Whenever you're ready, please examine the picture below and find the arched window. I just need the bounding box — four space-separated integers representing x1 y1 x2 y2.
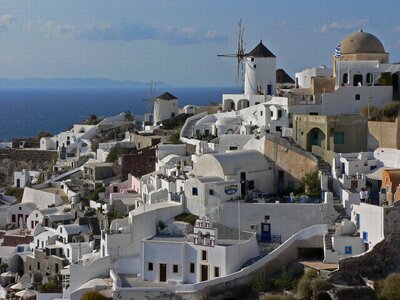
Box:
353 74 363 86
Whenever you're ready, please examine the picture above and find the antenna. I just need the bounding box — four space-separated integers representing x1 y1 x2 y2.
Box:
218 19 245 86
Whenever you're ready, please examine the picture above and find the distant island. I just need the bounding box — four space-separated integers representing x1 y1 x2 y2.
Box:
0 77 172 89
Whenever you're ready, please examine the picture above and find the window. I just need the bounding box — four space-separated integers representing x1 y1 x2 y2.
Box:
67 248 70 258
229 146 238 150
12 215 16 222
37 262 40 270
148 262 153 271
173 265 178 273
363 231 368 243
251 57 254 62
334 132 345 144
60 228 62 233
190 263 195 273
277 110 282 118
19 207 22 211
275 126 282 132
253 64 256 68
366 73 373 84
248 180 255 190
192 188 198 196
355 94 361 100
209 189 214 195
309 112 319 115
345 246 352 254
202 250 207 261
264 215 270 222
260 111 263 116
255 102 260 105
214 267 220 277
270 111 273 117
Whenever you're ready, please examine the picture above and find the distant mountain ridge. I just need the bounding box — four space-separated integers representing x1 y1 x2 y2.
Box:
0 77 171 88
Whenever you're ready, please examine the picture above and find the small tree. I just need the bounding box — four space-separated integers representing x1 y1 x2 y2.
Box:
124 111 134 121
301 171 320 196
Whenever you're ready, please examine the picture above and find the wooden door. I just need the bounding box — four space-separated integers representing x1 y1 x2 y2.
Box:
159 263 167 282
201 265 208 281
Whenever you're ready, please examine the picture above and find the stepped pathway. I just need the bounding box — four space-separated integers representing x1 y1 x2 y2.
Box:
318 158 332 176
180 112 207 138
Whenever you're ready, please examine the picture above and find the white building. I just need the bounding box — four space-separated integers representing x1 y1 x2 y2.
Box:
13 169 41 188
185 149 274 216
26 208 59 231
141 217 259 284
21 187 65 209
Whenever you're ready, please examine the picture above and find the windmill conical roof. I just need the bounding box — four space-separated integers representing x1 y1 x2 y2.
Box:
157 92 178 101
245 41 275 58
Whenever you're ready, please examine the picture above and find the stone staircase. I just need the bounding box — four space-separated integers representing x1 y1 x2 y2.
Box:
318 159 332 176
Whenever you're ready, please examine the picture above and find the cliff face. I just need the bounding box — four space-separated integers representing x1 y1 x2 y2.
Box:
329 207 400 285
0 149 57 186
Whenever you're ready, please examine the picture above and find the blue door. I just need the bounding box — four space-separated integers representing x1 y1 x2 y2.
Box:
261 223 271 242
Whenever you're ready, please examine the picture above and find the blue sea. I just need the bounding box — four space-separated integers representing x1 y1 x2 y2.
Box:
0 87 240 141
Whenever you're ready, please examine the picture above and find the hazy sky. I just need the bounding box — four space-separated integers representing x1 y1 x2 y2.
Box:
0 0 399 86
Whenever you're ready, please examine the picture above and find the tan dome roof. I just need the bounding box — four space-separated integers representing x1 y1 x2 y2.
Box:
340 31 385 54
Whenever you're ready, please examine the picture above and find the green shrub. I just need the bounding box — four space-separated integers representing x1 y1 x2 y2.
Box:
80 291 107 300
252 273 265 294
40 278 62 293
174 213 199 226
297 269 317 300
88 186 106 201
261 295 295 300
5 187 24 202
267 264 304 292
157 220 166 230
380 273 400 300
106 144 130 162
312 277 332 293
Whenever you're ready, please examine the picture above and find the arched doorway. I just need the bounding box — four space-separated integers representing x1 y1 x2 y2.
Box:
9 253 25 275
237 99 250 110
223 99 235 111
307 128 326 152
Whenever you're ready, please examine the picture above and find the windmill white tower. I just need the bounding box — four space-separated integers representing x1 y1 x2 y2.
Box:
244 41 276 96
153 92 179 126
218 20 277 96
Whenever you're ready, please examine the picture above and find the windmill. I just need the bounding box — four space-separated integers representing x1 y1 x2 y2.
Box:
142 80 157 125
218 19 246 86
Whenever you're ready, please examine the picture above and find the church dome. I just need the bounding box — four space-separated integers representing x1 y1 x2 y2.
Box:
340 31 385 54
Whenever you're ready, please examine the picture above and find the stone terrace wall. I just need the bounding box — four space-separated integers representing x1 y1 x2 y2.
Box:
263 134 319 189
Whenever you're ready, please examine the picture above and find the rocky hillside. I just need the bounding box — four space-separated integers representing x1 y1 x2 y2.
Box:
0 149 58 186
